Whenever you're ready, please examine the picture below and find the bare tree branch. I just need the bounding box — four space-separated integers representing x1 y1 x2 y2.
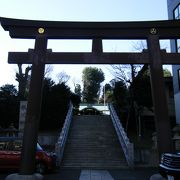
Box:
56 71 70 84
44 65 53 78
131 40 147 52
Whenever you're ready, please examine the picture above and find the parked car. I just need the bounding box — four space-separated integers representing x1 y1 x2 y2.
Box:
0 137 56 174
159 152 180 180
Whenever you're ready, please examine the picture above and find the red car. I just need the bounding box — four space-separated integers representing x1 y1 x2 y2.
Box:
0 137 56 174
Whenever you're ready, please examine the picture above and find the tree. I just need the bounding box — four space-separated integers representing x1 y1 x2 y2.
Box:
16 64 31 100
132 66 172 109
110 40 147 85
82 67 105 103
109 41 148 133
99 83 113 104
70 92 81 108
74 84 82 98
40 79 71 130
0 84 19 128
163 68 172 77
132 65 152 109
0 84 18 97
44 65 53 78
110 64 143 87
56 71 70 84
101 80 128 127
111 80 128 108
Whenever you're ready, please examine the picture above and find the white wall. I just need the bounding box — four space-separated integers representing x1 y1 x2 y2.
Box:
175 92 180 124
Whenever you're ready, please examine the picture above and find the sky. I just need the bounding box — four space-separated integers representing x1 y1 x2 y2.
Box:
0 0 169 91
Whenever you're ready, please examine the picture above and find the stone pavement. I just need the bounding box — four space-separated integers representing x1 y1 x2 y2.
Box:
79 170 114 180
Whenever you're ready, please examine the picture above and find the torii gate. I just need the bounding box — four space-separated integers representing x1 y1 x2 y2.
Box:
1 17 180 175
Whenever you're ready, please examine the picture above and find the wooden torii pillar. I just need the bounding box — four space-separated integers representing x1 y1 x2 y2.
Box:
19 36 47 174
1 17 180 175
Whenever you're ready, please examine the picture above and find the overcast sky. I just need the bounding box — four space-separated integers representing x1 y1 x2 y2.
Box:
0 0 169 90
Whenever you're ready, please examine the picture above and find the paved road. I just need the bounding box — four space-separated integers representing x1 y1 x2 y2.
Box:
0 168 158 180
44 168 158 180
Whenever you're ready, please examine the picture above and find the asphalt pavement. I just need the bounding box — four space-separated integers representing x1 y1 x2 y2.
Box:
0 168 159 180
44 168 158 180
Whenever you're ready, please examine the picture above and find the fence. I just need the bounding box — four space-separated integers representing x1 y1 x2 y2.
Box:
109 104 134 167
55 102 73 166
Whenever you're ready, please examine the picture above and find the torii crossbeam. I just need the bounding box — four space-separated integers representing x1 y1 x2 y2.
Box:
1 17 180 176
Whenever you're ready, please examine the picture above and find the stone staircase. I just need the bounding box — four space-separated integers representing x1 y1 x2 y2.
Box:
61 115 128 169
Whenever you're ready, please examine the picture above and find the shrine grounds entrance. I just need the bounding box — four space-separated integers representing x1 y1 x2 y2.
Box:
1 17 180 176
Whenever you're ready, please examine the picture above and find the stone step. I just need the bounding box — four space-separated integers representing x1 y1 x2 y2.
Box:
62 158 126 162
61 162 128 169
68 133 116 136
63 150 122 154
68 134 117 139
64 147 123 150
69 131 116 134
62 160 126 164
61 115 128 169
62 153 125 157
64 144 122 149
66 142 118 145
64 145 121 149
62 156 126 161
63 153 124 158
66 139 119 144
64 154 125 162
67 139 118 142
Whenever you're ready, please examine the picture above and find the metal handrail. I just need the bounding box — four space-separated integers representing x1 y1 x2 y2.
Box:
55 102 73 166
109 104 134 167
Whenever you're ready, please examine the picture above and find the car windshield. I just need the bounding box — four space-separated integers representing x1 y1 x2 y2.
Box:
0 137 43 152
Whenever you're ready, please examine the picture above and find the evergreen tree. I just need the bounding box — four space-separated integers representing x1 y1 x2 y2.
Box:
82 67 104 103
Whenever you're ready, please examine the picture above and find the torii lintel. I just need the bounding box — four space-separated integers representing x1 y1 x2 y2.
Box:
1 17 180 39
8 49 180 65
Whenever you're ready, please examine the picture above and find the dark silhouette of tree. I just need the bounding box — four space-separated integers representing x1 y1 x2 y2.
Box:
40 79 70 130
0 84 19 128
70 92 81 108
112 80 128 109
132 65 152 109
40 78 73 131
0 84 18 97
132 66 171 109
82 67 104 103
16 64 31 100
109 64 142 130
74 84 82 98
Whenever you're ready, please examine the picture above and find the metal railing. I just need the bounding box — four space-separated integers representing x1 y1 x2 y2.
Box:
55 102 73 166
109 104 134 167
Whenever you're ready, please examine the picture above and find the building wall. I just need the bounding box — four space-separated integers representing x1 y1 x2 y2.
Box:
167 0 180 124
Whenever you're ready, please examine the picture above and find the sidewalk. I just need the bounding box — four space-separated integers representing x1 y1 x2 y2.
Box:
44 168 158 180
79 170 114 180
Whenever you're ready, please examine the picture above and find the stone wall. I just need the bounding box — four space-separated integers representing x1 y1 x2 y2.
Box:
19 101 59 149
